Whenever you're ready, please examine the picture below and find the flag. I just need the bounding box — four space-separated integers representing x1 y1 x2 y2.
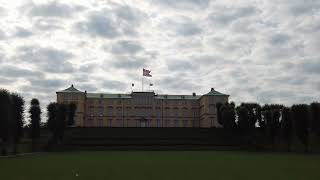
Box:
143 68 152 77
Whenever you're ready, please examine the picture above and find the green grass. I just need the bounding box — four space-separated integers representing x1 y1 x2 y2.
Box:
1 151 320 180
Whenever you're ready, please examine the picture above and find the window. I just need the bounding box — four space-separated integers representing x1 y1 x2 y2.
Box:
98 99 103 105
108 120 112 127
117 108 122 116
183 120 188 127
157 110 161 118
157 119 161 127
98 119 103 127
175 120 179 127
108 107 113 116
174 109 178 117
98 107 104 116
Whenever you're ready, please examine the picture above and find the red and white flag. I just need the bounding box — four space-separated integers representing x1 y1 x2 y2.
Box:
143 68 152 77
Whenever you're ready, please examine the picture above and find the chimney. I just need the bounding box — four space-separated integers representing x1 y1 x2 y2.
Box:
211 88 214 91
192 92 196 96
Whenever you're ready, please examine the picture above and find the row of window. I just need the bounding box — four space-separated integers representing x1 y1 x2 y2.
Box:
60 94 79 101
85 119 199 128
86 110 200 117
87 99 198 106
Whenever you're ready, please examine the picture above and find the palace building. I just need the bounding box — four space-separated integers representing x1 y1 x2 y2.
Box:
56 85 229 128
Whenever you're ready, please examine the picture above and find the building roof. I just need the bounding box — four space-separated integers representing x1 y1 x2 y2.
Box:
86 93 201 100
57 85 229 99
57 84 82 93
204 88 229 96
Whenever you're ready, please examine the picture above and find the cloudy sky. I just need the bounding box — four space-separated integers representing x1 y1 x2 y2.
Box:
0 0 319 107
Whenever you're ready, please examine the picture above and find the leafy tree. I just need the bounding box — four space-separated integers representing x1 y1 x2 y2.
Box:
236 105 249 130
262 104 283 150
270 108 281 149
216 102 223 125
292 104 310 152
220 102 236 130
67 103 77 126
0 89 10 155
310 102 320 136
281 107 293 152
29 98 41 151
56 103 67 142
10 93 25 154
256 106 263 129
47 103 58 132
241 103 262 129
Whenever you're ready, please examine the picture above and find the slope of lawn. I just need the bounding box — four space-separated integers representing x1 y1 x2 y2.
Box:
0 151 320 180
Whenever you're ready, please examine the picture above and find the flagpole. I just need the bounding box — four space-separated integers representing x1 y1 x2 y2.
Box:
142 76 144 91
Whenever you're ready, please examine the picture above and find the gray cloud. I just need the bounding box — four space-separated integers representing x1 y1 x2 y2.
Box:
110 40 144 55
27 1 84 18
0 65 43 78
14 27 33 38
114 4 146 26
297 58 320 74
17 46 75 73
0 30 7 40
0 6 6 16
33 18 63 30
102 79 127 90
28 78 65 88
269 33 291 45
151 0 210 10
79 63 98 73
75 5 146 38
0 77 14 84
77 83 98 92
1 0 320 108
157 75 201 93
76 13 120 38
208 6 258 26
167 59 198 72
175 22 202 36
162 18 202 36
285 0 320 15
0 52 4 63
109 55 147 70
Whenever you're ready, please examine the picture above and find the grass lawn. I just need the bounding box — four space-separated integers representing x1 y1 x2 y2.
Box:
1 151 320 180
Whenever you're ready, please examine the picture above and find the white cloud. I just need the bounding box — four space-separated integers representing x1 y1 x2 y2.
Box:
0 0 319 111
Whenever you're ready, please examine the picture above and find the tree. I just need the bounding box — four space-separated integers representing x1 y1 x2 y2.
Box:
256 106 263 129
281 107 292 152
47 103 58 132
236 105 249 131
310 102 320 136
67 103 77 126
56 103 67 142
0 89 10 155
262 104 283 150
292 104 310 152
29 98 41 151
10 93 25 154
216 102 223 125
270 108 281 149
220 102 236 130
